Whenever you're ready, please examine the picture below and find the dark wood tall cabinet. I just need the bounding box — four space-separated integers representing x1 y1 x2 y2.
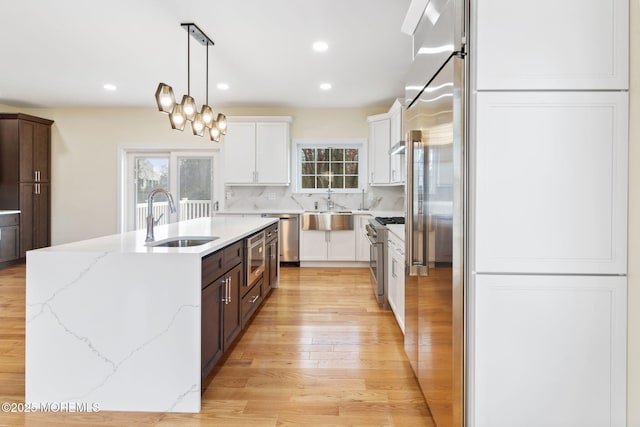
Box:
0 113 54 257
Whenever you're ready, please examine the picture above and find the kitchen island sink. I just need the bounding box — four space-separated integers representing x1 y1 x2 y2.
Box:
147 236 219 247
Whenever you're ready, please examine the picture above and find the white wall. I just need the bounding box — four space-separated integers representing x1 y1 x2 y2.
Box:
0 105 386 244
628 1 639 424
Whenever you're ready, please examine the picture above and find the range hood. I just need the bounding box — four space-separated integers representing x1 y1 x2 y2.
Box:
389 141 405 155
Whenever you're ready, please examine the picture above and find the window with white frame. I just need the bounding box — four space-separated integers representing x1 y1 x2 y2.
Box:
297 142 364 192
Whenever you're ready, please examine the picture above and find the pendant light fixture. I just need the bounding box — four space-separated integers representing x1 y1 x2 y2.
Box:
154 23 226 140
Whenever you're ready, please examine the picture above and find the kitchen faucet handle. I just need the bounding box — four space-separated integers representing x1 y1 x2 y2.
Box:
154 213 164 225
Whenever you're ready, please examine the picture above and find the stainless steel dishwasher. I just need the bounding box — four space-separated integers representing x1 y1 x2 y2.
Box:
261 213 300 265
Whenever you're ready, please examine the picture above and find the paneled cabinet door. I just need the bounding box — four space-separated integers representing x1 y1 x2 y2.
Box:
355 215 372 261
475 0 628 90
327 230 356 261
18 119 51 183
223 122 256 184
222 263 243 349
300 230 327 261
368 117 391 184
255 122 289 184
474 274 626 427
389 101 405 184
475 91 628 275
19 183 50 257
201 280 223 380
0 225 19 263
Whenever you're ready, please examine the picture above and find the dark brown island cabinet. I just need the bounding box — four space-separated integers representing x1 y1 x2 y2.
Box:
0 113 54 259
200 223 279 385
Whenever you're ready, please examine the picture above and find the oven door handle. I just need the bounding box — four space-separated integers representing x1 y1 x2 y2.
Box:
363 232 380 247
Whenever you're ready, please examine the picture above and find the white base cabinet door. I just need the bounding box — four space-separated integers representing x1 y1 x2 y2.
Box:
473 274 626 427
355 215 372 262
386 232 405 333
475 91 628 275
300 230 356 261
475 0 628 90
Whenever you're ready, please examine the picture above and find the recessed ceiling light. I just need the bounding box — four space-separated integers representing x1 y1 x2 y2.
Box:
217 83 229 90
320 83 332 91
103 83 117 91
313 41 329 52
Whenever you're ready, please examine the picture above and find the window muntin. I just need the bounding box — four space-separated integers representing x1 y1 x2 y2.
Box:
299 147 360 191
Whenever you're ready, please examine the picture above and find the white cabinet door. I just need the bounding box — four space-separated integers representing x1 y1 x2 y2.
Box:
299 230 327 261
368 117 391 184
389 101 405 184
475 91 628 275
256 122 289 184
355 215 372 261
223 122 256 184
474 274 626 427
387 232 405 334
327 230 356 261
475 0 628 90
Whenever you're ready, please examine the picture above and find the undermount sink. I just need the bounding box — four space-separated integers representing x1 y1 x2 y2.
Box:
147 236 219 248
302 211 354 231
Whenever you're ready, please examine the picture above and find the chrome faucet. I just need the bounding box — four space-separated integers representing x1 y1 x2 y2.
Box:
326 186 334 210
145 188 177 242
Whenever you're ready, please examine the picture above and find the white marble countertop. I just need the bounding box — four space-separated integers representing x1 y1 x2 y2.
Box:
0 210 20 215
35 216 278 256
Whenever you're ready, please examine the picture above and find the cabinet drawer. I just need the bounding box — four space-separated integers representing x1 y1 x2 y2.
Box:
241 280 262 326
223 240 243 271
0 214 19 227
265 223 278 243
202 250 224 288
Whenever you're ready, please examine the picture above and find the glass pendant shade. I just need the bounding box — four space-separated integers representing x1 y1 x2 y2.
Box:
181 95 197 122
216 113 227 135
209 124 221 142
169 104 187 131
155 83 176 113
201 105 214 128
192 112 205 137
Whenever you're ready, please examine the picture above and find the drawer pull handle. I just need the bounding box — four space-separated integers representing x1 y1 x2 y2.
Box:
250 295 259 304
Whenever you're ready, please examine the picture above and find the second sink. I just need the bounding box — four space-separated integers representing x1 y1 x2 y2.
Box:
302 212 353 231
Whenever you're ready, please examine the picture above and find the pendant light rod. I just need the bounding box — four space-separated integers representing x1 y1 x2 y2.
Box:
206 43 209 105
187 27 190 95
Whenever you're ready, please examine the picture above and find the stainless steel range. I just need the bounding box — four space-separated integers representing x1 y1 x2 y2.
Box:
364 216 405 309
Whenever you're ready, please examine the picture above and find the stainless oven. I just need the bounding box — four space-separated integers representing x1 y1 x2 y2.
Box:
365 221 388 309
246 231 265 286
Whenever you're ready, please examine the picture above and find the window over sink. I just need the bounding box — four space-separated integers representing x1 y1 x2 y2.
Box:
294 139 366 193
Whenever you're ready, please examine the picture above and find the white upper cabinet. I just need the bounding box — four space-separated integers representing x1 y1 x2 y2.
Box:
388 100 405 184
368 114 391 185
475 0 629 90
223 117 291 185
474 91 628 275
368 99 405 186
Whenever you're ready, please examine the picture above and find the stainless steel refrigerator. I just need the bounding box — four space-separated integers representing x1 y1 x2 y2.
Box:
403 0 467 426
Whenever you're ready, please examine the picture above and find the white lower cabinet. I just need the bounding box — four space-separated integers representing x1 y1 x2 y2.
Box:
300 230 355 261
386 231 405 333
473 274 627 427
355 215 372 262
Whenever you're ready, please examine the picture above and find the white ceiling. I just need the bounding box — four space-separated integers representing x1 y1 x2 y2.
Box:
0 0 412 109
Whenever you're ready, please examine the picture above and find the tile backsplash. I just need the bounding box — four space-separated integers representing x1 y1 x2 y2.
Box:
223 185 404 212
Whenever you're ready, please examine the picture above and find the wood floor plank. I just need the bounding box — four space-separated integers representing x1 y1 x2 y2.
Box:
0 264 433 425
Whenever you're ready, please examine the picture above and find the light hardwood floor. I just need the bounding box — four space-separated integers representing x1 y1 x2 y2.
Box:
0 264 434 426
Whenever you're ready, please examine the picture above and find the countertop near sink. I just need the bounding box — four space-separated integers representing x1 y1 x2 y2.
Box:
25 216 277 413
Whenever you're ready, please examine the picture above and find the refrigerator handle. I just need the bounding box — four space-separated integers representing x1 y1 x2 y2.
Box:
406 130 429 276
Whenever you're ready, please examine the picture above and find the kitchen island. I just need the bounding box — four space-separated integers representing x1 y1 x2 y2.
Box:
25 216 277 413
